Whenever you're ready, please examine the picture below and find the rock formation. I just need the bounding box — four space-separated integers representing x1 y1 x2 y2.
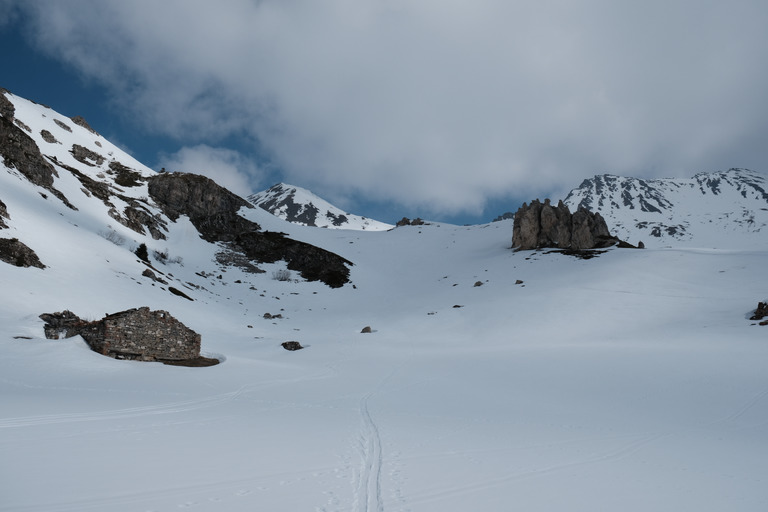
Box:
0 238 45 268
512 199 617 250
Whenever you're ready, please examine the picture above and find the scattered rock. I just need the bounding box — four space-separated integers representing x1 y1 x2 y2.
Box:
169 286 194 301
53 119 72 132
282 341 304 351
515 279 524 285
452 305 464 308
0 111 75 209
361 326 372 333
396 217 427 227
0 238 45 268
40 129 59 144
70 144 105 166
473 281 484 287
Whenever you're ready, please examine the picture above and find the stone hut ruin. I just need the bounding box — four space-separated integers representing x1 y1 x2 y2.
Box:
40 307 205 364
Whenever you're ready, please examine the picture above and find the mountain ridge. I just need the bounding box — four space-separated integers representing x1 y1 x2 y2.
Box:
248 183 393 231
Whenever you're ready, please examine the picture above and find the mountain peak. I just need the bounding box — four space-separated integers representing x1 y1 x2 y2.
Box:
248 183 393 231
563 168 768 247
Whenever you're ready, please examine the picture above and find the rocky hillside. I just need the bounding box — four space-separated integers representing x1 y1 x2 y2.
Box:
563 168 768 247
248 183 392 231
0 88 352 287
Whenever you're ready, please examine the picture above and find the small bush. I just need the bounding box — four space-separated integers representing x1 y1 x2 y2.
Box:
272 269 292 281
135 243 149 262
153 249 169 264
100 229 125 246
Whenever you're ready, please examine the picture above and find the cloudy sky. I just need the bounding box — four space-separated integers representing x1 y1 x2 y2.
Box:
2 0 767 224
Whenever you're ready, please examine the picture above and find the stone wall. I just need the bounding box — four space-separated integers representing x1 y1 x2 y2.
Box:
40 307 201 362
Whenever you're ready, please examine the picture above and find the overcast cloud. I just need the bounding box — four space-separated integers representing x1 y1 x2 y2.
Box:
12 0 768 216
157 144 262 195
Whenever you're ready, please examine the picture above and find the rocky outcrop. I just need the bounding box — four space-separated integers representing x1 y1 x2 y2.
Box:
149 172 352 287
235 231 352 288
70 115 97 134
40 307 202 362
0 238 45 268
0 103 75 209
0 89 14 120
148 172 259 242
512 199 617 250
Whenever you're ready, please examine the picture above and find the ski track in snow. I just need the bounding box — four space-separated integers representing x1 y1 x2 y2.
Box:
0 387 248 429
350 365 405 512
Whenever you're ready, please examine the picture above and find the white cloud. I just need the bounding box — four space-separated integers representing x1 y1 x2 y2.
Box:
156 145 260 197
14 0 768 215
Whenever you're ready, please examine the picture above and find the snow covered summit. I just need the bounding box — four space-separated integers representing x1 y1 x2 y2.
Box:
563 168 768 248
248 183 393 231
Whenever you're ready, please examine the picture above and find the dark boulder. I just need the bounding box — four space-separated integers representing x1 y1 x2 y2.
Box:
281 341 304 351
0 238 45 268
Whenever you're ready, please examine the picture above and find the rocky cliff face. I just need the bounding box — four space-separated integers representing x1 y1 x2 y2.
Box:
512 199 616 250
148 172 259 242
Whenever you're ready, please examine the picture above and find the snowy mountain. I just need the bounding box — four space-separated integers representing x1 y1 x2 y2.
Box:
564 168 768 248
2 87 768 512
248 183 393 231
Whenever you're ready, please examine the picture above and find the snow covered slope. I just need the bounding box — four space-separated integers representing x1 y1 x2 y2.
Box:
564 168 768 248
2 88 768 512
248 183 393 231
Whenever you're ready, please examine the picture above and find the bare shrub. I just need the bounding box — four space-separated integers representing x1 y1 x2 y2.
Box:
272 269 292 281
100 229 125 246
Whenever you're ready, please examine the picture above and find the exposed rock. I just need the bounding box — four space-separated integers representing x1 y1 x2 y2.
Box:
0 238 45 268
108 161 144 187
234 231 352 288
264 313 283 319
512 199 618 250
169 286 194 301
40 307 202 362
148 172 352 287
53 160 166 239
492 212 515 222
0 89 15 120
750 302 768 321
0 113 75 209
14 119 31 132
70 144 105 167
148 172 259 242
282 341 304 351
396 217 427 227
53 119 72 132
361 326 372 333
40 129 59 144
0 198 8 229
474 281 484 287
70 115 97 134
